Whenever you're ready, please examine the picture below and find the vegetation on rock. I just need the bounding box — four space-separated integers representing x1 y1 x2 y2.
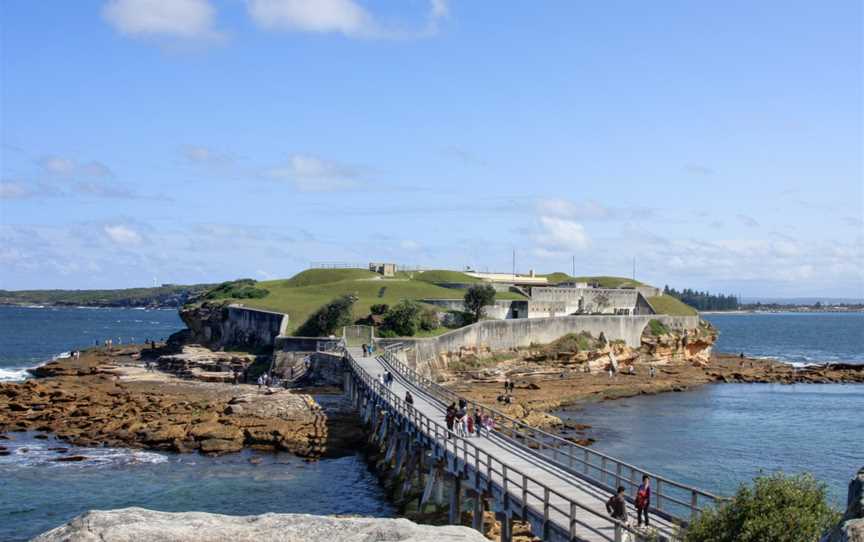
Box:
204 279 269 300
648 319 670 336
684 472 840 542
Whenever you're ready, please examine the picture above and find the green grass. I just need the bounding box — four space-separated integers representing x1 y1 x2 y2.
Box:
540 273 645 288
215 269 525 334
648 319 670 336
404 270 482 284
647 294 698 316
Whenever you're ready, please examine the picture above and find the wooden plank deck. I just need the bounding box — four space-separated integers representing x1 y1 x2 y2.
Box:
349 347 676 542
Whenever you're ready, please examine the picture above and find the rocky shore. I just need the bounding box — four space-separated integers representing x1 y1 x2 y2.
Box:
31 508 488 542
0 346 362 458
441 339 864 431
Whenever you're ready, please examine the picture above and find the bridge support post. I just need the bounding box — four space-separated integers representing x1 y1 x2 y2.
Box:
343 371 351 399
495 512 512 542
470 490 485 531
448 475 462 525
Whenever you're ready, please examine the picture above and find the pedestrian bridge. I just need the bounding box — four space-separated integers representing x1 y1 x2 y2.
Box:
340 339 724 542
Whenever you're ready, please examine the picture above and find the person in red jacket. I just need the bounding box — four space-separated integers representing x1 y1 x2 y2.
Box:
635 475 651 527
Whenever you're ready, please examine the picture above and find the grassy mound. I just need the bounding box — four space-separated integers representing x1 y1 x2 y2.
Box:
280 268 379 287
205 279 268 300
407 270 482 284
647 294 698 316
542 273 645 288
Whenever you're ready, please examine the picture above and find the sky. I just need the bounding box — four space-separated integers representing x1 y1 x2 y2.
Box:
1 0 862 298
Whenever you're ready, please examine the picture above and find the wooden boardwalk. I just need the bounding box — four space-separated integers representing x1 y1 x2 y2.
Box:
348 346 681 542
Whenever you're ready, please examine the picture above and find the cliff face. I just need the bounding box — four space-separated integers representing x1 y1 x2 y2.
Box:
173 302 287 351
822 467 864 542
32 508 489 542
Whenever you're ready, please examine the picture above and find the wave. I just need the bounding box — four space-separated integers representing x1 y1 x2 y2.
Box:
0 437 168 468
0 367 31 382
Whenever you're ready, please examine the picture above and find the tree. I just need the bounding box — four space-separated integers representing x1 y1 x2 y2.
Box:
382 299 423 336
295 294 356 337
684 473 840 542
419 307 440 331
464 284 496 323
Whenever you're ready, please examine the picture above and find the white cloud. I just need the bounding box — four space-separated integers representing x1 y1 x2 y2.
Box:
537 216 590 251
39 155 114 178
104 224 143 245
246 0 448 38
102 0 219 40
0 182 33 200
265 153 360 192
182 145 236 166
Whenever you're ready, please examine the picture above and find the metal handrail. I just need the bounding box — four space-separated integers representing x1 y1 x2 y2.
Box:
344 346 636 542
376 344 722 522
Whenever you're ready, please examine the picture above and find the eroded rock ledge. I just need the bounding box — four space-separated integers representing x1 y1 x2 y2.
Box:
31 508 488 542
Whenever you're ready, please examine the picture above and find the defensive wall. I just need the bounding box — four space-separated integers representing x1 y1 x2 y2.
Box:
421 299 529 319
376 314 701 374
529 288 655 316
178 303 289 349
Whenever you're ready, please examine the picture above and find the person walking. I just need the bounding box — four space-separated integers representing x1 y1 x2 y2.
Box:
466 412 474 436
445 403 456 437
232 369 239 386
257 374 265 392
606 486 628 523
362 343 368 357
404 391 414 410
473 410 482 436
635 475 651 527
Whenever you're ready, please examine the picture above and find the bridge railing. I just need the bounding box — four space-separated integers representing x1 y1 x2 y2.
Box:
377 344 722 523
344 347 637 542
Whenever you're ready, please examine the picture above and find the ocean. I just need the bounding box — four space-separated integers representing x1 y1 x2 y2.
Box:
1 306 861 538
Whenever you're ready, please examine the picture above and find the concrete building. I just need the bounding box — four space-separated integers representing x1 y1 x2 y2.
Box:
369 262 397 277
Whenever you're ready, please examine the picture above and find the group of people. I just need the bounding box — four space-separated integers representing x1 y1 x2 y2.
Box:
496 379 516 404
378 371 395 387
606 475 653 529
444 400 495 438
361 343 375 357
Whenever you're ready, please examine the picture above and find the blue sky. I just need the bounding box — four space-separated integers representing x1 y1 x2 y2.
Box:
1 0 862 297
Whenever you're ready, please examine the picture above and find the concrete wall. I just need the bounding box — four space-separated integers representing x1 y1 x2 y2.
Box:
377 314 700 373
528 288 655 316
421 299 530 319
220 305 288 348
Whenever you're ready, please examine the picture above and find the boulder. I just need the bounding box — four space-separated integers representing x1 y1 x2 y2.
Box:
822 467 864 542
31 507 489 542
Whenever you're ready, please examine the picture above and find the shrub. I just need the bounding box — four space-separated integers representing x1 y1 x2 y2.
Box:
382 299 422 336
295 294 356 337
648 319 669 336
370 303 389 316
205 279 269 300
419 308 440 331
464 284 496 323
684 472 840 542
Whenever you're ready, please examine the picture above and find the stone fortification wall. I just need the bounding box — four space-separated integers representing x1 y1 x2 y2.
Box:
529 288 655 316
421 299 529 319
177 303 288 350
377 314 700 374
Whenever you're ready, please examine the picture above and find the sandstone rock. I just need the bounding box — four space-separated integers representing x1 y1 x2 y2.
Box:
199 438 243 455
822 467 864 542
31 508 489 542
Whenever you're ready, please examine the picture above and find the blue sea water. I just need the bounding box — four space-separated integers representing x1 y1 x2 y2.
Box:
0 305 184 381
558 383 863 506
703 312 864 364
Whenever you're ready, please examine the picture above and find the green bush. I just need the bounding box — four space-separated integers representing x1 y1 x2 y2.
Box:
648 319 669 336
419 308 440 331
382 299 423 336
684 472 840 542
295 294 356 337
205 279 269 300
370 303 389 316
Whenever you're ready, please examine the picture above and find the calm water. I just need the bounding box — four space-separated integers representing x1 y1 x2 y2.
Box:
558 384 863 505
703 312 864 364
0 305 183 380
0 433 393 542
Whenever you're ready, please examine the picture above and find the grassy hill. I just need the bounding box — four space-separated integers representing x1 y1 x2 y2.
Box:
214 269 525 334
647 295 698 316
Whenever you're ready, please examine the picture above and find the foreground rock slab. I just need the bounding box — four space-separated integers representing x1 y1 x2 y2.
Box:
31 508 489 542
